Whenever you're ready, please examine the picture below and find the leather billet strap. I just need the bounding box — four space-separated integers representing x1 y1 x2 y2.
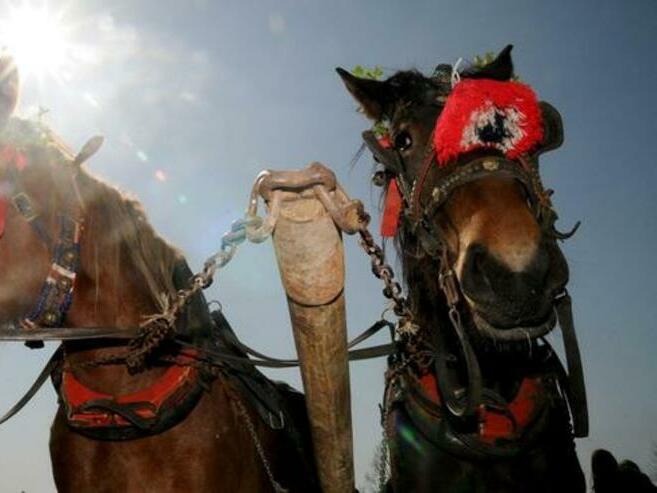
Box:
554 292 589 438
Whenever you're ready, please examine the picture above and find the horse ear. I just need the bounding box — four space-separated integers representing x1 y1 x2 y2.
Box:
592 449 619 492
336 67 390 121
0 55 19 129
462 44 515 81
536 101 564 154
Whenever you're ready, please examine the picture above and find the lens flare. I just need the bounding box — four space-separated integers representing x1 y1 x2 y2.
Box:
0 2 81 80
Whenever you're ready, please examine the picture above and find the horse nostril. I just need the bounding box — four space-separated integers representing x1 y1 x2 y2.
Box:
461 244 495 299
461 243 549 308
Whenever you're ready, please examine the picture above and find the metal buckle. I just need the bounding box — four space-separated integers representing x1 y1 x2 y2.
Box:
11 192 38 222
268 410 285 430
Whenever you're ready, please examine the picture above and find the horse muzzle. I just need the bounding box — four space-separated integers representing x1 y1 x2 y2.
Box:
458 240 568 341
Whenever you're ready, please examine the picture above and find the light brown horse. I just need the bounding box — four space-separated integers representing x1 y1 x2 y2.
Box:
0 56 318 493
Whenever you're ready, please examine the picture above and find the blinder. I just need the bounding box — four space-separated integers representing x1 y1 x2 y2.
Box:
362 130 413 198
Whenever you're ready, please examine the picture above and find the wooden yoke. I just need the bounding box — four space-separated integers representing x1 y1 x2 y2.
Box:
254 163 363 493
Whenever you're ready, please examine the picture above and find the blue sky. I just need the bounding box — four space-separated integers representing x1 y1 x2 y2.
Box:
0 0 656 490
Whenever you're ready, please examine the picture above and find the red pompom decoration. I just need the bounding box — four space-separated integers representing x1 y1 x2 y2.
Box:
434 79 543 165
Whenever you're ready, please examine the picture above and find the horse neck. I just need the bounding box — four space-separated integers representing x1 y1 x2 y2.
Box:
67 261 157 332
62 238 169 394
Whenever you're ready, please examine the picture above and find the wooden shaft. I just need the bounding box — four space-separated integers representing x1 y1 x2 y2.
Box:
271 195 354 493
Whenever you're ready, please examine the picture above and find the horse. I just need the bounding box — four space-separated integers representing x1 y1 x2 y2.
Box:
0 55 319 493
338 46 587 492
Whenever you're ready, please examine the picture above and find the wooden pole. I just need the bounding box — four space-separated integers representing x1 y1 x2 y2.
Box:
267 180 354 493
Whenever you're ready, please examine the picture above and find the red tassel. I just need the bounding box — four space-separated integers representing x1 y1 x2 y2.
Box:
381 179 402 237
376 134 402 237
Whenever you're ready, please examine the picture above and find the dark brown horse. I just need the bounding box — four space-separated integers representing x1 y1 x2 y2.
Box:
338 47 586 492
339 45 657 493
0 56 318 493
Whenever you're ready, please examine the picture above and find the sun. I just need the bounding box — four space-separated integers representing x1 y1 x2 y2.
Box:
0 2 76 80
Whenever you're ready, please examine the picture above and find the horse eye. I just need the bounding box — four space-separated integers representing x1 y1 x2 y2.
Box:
394 131 413 151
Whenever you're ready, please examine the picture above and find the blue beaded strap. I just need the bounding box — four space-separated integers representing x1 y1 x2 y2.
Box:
24 214 82 328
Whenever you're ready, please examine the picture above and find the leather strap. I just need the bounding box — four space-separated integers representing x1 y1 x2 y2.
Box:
0 346 63 425
0 326 140 341
0 321 395 427
555 292 589 437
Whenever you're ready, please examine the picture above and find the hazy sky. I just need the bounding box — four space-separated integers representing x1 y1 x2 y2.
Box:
0 0 656 490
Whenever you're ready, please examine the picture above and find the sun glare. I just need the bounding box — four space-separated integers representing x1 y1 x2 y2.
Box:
0 2 75 80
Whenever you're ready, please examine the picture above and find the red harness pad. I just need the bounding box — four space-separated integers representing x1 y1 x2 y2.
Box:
419 372 545 443
61 351 200 428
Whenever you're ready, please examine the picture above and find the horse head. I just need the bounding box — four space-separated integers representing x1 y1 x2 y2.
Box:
0 56 77 322
338 45 570 344
0 59 179 336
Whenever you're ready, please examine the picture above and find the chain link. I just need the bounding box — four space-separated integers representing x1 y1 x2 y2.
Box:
231 394 289 493
356 221 418 337
84 207 277 372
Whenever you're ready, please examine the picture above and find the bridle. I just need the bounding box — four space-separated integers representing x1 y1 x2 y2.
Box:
362 107 588 436
0 143 87 346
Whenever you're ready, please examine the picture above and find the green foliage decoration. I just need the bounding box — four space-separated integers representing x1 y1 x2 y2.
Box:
350 65 389 137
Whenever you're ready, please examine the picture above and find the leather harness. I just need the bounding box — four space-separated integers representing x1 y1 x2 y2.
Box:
0 137 208 439
361 80 589 456
0 126 297 440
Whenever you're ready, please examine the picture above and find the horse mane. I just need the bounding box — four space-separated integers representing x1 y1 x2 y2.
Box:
6 117 182 314
77 170 182 314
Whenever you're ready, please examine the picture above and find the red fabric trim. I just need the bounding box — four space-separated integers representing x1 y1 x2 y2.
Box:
419 372 543 442
377 134 403 238
381 179 402 237
62 352 199 427
378 135 392 149
434 79 544 165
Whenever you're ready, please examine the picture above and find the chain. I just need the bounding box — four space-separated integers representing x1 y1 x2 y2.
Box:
231 394 289 493
356 220 418 338
85 211 275 372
